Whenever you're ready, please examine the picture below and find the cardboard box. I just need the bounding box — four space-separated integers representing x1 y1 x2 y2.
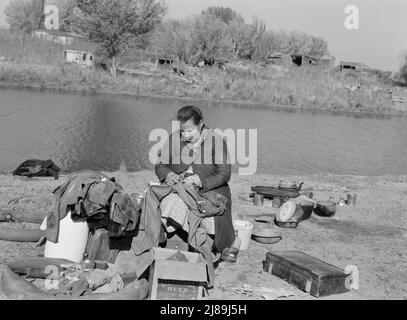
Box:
148 248 208 300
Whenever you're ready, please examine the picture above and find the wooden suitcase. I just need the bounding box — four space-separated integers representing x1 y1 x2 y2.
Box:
263 251 351 297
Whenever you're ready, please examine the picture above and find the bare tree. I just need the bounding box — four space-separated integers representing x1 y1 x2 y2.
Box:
147 6 330 65
151 18 194 63
228 21 252 59
202 6 244 25
308 36 328 58
70 0 167 76
5 0 45 33
190 13 232 65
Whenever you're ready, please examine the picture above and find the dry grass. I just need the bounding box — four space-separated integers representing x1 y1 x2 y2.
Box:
194 64 395 114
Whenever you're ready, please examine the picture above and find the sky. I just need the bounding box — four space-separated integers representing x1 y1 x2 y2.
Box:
1 0 406 71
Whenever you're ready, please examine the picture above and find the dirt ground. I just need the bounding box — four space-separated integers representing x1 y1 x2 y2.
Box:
1 171 406 300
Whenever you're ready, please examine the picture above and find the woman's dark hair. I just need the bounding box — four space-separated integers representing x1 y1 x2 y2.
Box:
176 105 203 125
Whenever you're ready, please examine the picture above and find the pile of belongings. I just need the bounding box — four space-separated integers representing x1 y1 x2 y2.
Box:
12 159 60 180
45 171 140 244
0 258 149 300
37 262 127 297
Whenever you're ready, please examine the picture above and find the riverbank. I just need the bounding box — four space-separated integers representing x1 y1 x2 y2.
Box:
1 171 406 299
1 60 406 116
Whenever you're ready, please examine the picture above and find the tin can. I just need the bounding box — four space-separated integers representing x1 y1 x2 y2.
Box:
253 193 264 207
130 192 145 208
272 197 282 208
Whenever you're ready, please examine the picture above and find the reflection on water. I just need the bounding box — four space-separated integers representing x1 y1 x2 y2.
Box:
1 87 407 176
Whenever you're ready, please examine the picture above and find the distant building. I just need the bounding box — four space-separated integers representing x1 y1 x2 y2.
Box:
266 53 292 66
339 61 369 72
317 54 336 68
64 50 94 67
156 57 175 66
32 30 77 45
291 54 318 67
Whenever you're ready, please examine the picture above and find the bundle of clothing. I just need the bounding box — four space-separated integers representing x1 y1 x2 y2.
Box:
0 262 149 300
13 159 60 180
42 262 127 297
46 171 140 244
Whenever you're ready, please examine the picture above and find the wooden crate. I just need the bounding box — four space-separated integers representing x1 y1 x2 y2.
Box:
263 251 351 297
148 248 208 300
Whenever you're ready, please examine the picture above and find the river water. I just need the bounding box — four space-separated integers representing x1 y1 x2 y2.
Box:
1 88 407 176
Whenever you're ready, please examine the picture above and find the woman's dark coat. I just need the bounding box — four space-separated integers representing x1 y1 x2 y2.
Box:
155 129 235 252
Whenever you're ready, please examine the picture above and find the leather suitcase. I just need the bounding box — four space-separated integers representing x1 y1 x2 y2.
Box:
263 251 351 297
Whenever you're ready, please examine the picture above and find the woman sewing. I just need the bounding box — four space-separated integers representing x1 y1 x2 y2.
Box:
155 105 238 263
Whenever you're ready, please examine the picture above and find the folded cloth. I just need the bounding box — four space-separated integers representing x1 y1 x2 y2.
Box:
131 185 169 256
79 180 117 219
46 171 139 243
109 192 140 238
84 264 123 291
12 159 60 179
160 193 215 235
132 183 225 256
113 250 154 279
92 273 123 294
47 171 109 242
160 193 188 233
46 276 89 297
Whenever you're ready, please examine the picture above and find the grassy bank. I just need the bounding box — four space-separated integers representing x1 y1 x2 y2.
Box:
0 30 405 116
1 61 403 116
1 171 407 299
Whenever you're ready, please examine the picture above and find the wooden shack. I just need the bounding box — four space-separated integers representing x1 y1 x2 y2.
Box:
267 53 292 67
32 30 76 45
339 61 369 72
64 50 94 67
291 54 318 67
156 57 175 66
317 54 336 68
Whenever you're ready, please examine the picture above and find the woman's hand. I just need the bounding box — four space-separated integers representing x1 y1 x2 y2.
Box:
184 174 202 187
165 172 181 186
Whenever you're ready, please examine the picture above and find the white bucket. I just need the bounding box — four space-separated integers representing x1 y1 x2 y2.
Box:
233 220 254 251
44 210 89 263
